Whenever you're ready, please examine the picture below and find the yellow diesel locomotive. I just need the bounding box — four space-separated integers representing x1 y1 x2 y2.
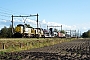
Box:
14 24 44 38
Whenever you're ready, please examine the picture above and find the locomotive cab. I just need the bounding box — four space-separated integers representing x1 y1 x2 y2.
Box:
14 24 24 38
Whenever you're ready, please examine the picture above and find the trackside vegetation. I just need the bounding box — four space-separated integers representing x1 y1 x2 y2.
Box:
0 38 76 53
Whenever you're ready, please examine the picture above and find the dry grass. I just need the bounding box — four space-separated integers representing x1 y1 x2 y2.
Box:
0 38 76 52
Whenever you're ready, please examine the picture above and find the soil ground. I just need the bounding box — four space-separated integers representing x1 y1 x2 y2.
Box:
0 38 90 60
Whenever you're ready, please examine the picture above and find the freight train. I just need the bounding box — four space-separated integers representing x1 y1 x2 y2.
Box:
13 24 66 38
13 24 44 38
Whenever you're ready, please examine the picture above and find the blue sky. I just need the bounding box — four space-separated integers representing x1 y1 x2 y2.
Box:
0 0 90 33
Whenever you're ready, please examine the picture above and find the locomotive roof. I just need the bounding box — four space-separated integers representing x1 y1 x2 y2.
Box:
17 24 24 26
35 28 42 29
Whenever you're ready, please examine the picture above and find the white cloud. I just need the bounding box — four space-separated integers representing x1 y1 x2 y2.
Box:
40 19 90 33
0 19 90 33
13 18 37 24
13 19 22 22
26 19 37 24
0 25 9 30
0 20 10 23
41 19 77 30
42 19 47 24
2 20 7 22
83 27 87 30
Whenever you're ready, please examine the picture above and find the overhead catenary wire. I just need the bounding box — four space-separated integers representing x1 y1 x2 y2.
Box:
0 7 33 21
0 7 40 31
0 7 29 26
0 11 12 15
0 14 10 17
0 7 30 23
11 14 39 34
13 17 36 23
0 18 10 21
0 6 29 15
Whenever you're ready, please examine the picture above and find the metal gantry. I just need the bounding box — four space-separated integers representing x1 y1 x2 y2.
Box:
65 30 77 38
11 13 39 35
47 25 62 31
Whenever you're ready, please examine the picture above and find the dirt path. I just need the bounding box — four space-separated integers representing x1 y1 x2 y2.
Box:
0 39 90 60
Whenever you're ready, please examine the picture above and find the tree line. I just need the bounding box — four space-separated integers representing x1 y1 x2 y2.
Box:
82 30 90 38
0 26 12 38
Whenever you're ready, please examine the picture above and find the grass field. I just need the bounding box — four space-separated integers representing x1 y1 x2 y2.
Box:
0 38 76 52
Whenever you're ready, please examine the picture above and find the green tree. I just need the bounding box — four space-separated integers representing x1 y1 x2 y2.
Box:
24 24 33 28
82 30 90 38
54 28 58 32
60 30 65 34
87 30 90 38
0 25 12 38
0 26 8 38
7 25 12 38
82 32 88 38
